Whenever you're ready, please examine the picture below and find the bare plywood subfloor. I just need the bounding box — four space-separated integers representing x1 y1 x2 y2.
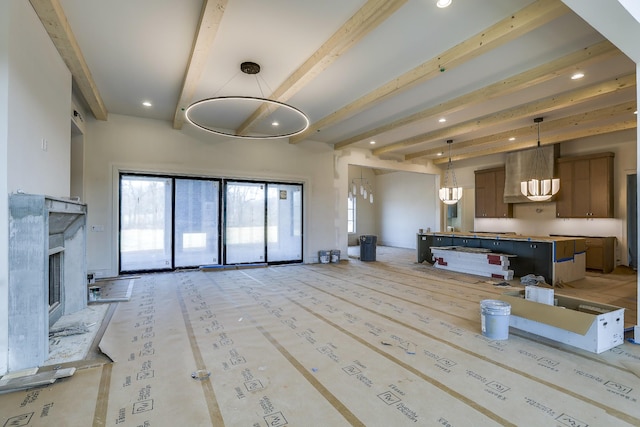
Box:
1 247 639 426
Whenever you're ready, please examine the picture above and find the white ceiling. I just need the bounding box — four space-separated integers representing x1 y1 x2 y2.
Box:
38 0 637 165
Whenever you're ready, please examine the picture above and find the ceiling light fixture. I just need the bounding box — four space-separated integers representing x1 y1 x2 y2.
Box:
520 117 559 202
436 0 452 8
184 62 310 139
438 118 447 123
571 72 585 80
369 140 376 145
142 101 152 107
439 139 462 205
350 170 374 204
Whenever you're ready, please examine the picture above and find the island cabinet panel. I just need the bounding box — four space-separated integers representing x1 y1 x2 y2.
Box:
416 233 585 285
556 152 614 218
509 241 552 281
480 238 514 254
452 237 481 247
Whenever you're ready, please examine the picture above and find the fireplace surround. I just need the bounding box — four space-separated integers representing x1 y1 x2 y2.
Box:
8 194 87 371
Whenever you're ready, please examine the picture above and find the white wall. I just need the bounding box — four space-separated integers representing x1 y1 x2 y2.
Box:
376 171 437 249
335 148 440 254
1 0 73 374
83 114 337 276
0 0 10 375
6 2 71 197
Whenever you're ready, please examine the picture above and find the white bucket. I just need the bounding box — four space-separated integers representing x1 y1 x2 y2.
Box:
318 250 330 264
480 299 511 340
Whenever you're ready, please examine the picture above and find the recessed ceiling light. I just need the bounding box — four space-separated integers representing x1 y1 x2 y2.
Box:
436 0 452 8
369 140 376 145
438 118 446 123
571 72 585 80
437 152 443 156
509 137 516 141
634 110 638 115
142 101 152 107
272 121 279 127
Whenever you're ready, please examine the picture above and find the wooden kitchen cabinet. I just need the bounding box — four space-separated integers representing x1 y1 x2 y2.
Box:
585 236 616 273
556 152 614 218
475 167 513 218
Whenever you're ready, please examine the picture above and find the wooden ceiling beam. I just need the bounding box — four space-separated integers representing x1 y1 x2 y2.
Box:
29 0 108 120
173 0 228 130
234 0 408 137
334 40 619 150
433 120 637 163
290 0 569 144
428 101 637 164
375 73 636 156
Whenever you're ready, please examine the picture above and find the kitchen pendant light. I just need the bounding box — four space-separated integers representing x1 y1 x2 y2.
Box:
520 117 559 202
439 139 462 205
351 170 374 204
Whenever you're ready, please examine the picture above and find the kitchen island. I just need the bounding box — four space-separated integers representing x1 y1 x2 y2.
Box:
417 232 586 286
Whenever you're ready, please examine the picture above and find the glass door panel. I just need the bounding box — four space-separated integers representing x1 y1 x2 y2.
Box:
225 182 266 264
175 179 220 267
120 175 172 272
267 183 302 263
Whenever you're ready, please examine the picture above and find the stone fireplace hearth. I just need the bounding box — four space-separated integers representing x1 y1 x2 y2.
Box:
8 194 87 372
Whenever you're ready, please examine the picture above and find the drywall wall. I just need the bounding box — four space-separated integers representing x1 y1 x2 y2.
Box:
6 0 71 197
83 114 337 276
0 0 10 376
1 0 73 375
376 171 437 249
335 149 440 255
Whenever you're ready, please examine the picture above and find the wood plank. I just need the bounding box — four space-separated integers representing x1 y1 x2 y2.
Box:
377 74 636 156
173 0 228 130
334 40 619 150
290 0 569 143
29 0 108 120
433 116 637 164
405 101 636 164
235 0 408 136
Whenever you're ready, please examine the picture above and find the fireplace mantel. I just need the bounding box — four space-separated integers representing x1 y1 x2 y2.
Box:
8 194 87 371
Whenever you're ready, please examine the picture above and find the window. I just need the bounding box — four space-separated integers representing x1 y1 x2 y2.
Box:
347 195 356 233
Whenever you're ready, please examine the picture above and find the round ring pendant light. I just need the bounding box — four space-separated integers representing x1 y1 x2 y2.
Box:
184 62 310 139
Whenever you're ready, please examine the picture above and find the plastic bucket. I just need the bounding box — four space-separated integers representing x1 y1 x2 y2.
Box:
330 250 341 263
318 250 330 264
480 299 511 340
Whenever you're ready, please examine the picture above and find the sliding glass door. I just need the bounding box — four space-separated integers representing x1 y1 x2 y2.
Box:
225 181 266 264
267 183 302 263
120 174 302 272
120 175 173 271
174 179 220 268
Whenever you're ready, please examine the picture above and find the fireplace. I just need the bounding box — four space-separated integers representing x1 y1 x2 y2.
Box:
49 248 64 324
8 194 87 371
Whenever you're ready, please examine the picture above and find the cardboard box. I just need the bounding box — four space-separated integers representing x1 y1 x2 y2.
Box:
499 290 624 353
524 286 554 305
